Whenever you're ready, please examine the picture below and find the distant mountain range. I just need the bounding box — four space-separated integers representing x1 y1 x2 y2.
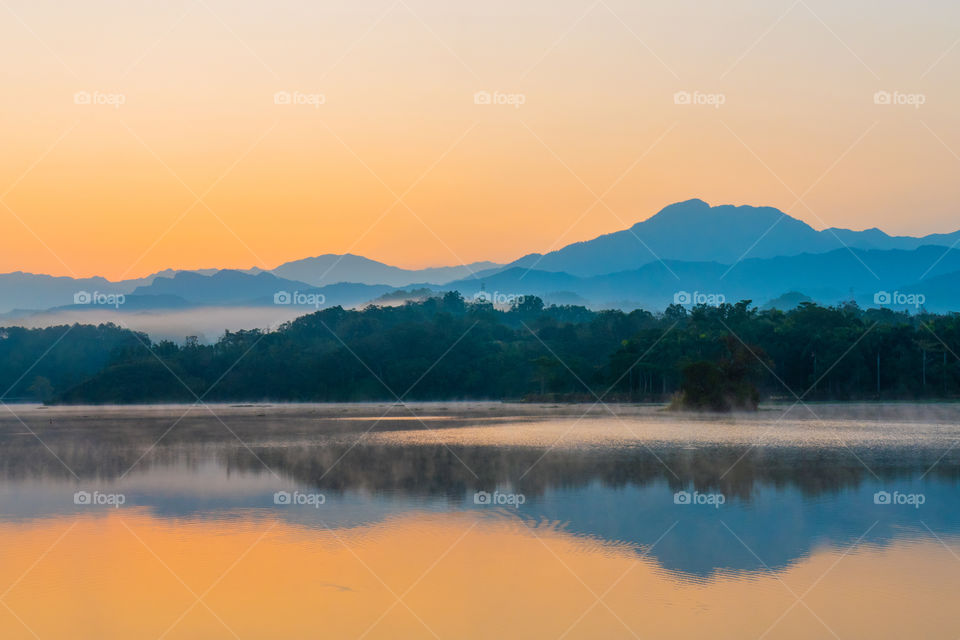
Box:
271 254 501 287
442 245 960 312
496 199 960 277
1 199 958 336
0 258 498 314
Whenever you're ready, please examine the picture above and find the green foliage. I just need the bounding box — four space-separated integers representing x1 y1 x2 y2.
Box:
0 323 146 401
1 299 957 404
677 361 726 410
27 376 54 403
673 337 766 411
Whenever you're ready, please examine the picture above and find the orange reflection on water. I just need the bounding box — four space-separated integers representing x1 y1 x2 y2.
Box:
0 511 958 639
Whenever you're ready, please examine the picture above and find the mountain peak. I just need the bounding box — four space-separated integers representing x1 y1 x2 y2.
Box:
668 197 711 209
638 198 711 225
507 199 827 277
637 199 806 230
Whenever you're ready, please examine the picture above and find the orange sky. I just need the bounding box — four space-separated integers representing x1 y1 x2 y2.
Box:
1 0 958 280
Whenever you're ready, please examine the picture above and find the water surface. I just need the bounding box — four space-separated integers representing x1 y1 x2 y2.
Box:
1 402 958 638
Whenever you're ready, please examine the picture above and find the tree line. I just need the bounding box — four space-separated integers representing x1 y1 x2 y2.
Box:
1 293 958 406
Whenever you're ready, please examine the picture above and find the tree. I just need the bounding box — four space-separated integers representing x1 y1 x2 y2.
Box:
28 376 54 404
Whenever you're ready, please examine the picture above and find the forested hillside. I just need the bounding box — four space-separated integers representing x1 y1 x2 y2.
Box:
2 293 957 405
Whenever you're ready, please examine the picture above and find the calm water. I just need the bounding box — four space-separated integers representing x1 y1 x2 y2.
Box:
1 403 959 639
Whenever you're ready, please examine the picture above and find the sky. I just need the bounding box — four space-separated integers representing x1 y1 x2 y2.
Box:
1 0 958 280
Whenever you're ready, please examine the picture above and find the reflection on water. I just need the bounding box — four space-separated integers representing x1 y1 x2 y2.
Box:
2 513 959 639
1 403 959 638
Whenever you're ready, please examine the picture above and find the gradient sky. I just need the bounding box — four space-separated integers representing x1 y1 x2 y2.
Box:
2 0 958 280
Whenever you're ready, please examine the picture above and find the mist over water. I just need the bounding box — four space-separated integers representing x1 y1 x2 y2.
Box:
1 403 958 638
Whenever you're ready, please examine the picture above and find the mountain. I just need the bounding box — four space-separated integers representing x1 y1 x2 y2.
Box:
0 268 261 314
500 199 960 277
894 268 960 311
762 292 814 310
443 245 960 312
826 227 960 251
2 199 958 321
54 294 197 311
245 282 397 309
0 272 129 314
269 254 502 287
130 270 315 305
130 270 402 310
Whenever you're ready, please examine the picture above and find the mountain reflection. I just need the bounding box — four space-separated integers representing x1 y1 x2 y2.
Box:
1 408 958 578
1 432 956 498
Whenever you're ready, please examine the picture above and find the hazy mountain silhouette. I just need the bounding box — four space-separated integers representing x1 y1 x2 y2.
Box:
0 272 129 314
130 271 398 309
131 270 314 305
270 254 501 287
58 294 196 311
2 200 959 319
497 199 960 277
762 291 813 310
0 268 247 314
894 268 960 308
445 245 960 312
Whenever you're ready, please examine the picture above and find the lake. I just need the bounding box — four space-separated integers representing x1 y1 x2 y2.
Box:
1 402 959 638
